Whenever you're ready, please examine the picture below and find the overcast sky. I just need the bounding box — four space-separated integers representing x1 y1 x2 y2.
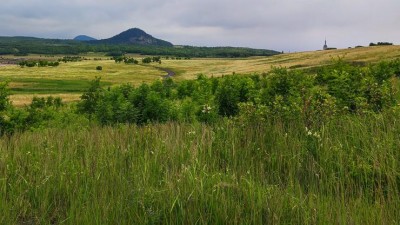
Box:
1 0 399 52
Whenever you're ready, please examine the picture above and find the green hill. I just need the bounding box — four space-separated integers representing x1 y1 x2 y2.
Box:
94 28 173 47
74 35 97 41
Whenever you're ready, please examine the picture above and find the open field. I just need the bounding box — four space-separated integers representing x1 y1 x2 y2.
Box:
0 45 399 105
0 58 165 105
1 45 400 224
1 116 399 224
0 59 165 85
164 45 400 80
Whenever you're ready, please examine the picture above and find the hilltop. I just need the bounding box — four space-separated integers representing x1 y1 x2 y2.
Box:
93 28 173 47
74 35 97 41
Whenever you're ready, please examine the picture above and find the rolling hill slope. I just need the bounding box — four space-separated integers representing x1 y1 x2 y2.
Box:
160 45 400 80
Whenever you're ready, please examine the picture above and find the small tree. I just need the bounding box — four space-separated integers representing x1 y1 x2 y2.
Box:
152 56 161 62
0 81 12 136
78 77 103 115
142 57 152 64
96 66 103 71
0 81 10 111
26 61 36 67
18 61 26 67
38 60 48 67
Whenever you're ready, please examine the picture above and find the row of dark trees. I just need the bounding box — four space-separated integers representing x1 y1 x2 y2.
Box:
142 56 161 64
59 56 83 62
112 56 161 64
113 56 139 64
369 42 393 46
19 60 60 68
18 56 85 68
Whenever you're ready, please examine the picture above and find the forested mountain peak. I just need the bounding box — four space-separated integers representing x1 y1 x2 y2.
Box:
96 28 173 47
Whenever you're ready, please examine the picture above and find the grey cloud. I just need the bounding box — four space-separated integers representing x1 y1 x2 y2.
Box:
0 0 399 51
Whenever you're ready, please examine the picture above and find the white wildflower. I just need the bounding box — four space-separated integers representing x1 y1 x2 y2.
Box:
202 104 212 114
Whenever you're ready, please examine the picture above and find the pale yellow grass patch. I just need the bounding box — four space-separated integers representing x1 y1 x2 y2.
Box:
10 93 82 107
163 45 400 80
0 60 165 85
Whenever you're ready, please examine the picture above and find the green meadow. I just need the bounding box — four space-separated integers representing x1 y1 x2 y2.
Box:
1 116 399 224
1 46 400 224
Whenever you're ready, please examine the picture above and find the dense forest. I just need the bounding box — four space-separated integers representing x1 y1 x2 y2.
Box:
0 36 280 57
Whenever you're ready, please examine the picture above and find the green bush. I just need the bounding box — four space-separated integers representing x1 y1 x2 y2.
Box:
77 77 103 115
0 81 10 111
215 75 254 117
0 82 69 135
19 60 59 68
142 57 152 64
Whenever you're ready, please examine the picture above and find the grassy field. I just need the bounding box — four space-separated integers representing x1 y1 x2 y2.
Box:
0 58 165 105
1 115 399 224
0 45 399 106
164 45 400 80
1 46 400 224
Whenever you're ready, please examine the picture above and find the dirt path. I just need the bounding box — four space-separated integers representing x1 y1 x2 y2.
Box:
160 68 175 79
138 64 176 78
158 67 176 78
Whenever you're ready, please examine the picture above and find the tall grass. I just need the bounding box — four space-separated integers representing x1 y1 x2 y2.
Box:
1 114 399 224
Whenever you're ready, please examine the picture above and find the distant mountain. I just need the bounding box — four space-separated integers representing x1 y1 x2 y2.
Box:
74 35 97 41
0 28 280 57
95 28 173 47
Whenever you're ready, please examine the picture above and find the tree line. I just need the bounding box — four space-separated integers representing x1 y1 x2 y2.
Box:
0 37 280 58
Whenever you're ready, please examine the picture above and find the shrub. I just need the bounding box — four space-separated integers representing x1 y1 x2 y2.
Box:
152 56 161 62
48 61 60 67
77 77 103 115
26 61 37 67
215 77 242 116
38 60 48 67
0 81 10 111
142 57 152 64
95 89 138 125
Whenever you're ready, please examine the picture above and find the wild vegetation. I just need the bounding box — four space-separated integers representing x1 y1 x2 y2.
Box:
1 55 400 223
1 114 400 224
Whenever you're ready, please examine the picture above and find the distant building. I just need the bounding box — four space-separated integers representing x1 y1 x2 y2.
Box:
323 39 337 50
323 39 328 50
